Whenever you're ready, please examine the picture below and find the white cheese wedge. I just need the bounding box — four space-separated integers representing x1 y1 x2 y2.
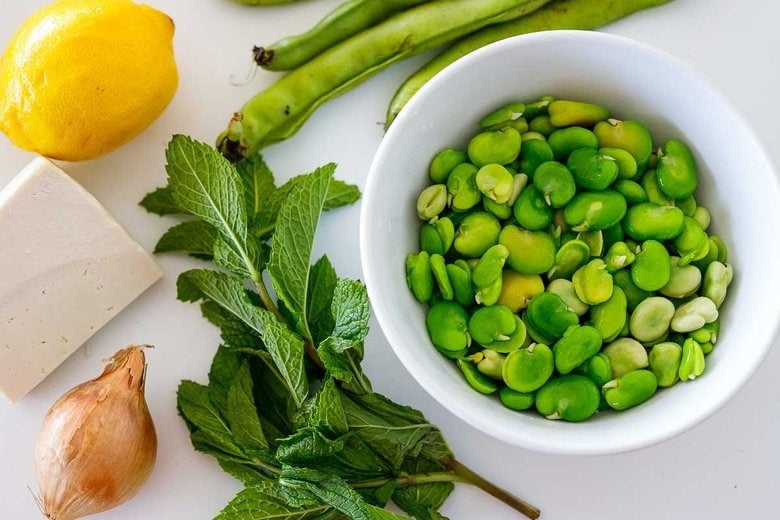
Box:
0 157 162 403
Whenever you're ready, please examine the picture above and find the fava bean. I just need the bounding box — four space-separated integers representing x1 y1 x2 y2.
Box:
499 387 535 411
603 241 636 273
572 259 613 305
548 126 599 160
590 286 627 341
548 239 590 280
406 251 433 303
534 161 576 208
656 139 698 199
692 205 711 231
445 260 474 307
528 115 555 136
476 163 514 203
513 183 554 230
602 337 649 378
672 217 710 266
553 325 603 374
430 254 454 301
475 275 502 306
417 184 447 220
640 169 675 206
567 147 619 190
469 305 515 346
703 261 733 308
631 240 671 291
629 296 675 343
547 278 589 316
471 349 506 379
593 119 654 171
429 148 466 183
526 292 579 339
623 202 685 241
579 352 613 387
426 301 470 357
564 190 627 232
519 138 554 178
602 369 658 410
548 99 610 127
660 256 701 298
483 196 512 219
479 101 526 128
577 230 605 257
648 342 682 387
535 374 600 421
468 127 522 167
503 343 554 393
497 271 545 312
499 224 557 274
453 212 500 257
676 195 697 217
472 244 509 289
678 338 705 381
612 179 648 205
670 296 718 333
600 147 638 179
447 163 481 212
612 269 651 311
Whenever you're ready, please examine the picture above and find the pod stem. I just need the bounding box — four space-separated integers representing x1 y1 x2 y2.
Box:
442 457 540 519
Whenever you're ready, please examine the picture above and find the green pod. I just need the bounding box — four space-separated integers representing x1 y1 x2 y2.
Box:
612 269 651 311
553 325 603 374
499 224 557 275
499 387 535 411
526 292 579 339
572 259 613 305
593 119 654 172
656 139 698 199
600 147 638 179
648 342 682 387
612 179 648 206
476 163 514 203
535 374 600 422
429 148 466 183
416 184 448 220
513 183 554 230
640 169 675 206
453 211 501 257
548 99 610 127
563 190 627 232
567 147 619 190
502 343 554 393
602 369 658 411
580 353 613 387
479 101 526 128
604 241 636 273
602 338 649 378
456 359 498 394
672 217 710 266
631 240 671 291
528 115 555 136
678 338 706 381
629 296 675 343
518 139 554 179
547 278 589 317
425 301 470 357
447 163 481 212
533 161 576 208
475 275 503 306
467 127 522 167
405 251 433 303
590 286 628 341
472 244 509 289
548 126 599 160
446 261 474 308
703 261 733 308
547 239 590 280
429 254 454 300
623 202 685 241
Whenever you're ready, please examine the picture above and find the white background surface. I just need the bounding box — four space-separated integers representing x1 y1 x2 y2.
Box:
0 0 778 519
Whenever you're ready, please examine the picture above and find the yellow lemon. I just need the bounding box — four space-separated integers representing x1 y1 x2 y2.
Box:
0 0 178 161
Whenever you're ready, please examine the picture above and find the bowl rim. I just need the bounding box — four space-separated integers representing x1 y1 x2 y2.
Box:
360 29 780 455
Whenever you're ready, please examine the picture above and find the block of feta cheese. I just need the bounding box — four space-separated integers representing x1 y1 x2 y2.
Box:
0 157 162 403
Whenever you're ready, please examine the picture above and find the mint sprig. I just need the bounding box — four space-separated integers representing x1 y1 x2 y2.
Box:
143 135 540 520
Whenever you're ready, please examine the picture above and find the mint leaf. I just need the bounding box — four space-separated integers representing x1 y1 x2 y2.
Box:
178 269 308 407
313 378 348 436
227 361 270 456
318 338 371 396
208 346 244 413
140 185 182 215
268 164 334 342
217 460 270 487
216 481 333 520
331 279 369 348
155 220 219 256
236 154 276 221
279 468 407 520
392 458 452 520
214 235 268 280
307 256 338 344
177 380 247 460
165 135 261 282
276 428 348 466
323 180 361 210
201 302 262 350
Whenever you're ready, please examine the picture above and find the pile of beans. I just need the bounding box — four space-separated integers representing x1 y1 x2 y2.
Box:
406 96 734 421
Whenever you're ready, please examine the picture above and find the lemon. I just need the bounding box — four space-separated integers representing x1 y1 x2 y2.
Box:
0 0 178 161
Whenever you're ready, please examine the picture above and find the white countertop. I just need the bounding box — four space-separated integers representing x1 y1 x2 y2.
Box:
1 1 778 518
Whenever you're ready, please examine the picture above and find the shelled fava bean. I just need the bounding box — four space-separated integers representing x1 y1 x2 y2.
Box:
406 96 734 422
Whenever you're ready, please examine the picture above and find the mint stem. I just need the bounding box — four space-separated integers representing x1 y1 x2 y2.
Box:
254 276 286 324
351 471 467 490
442 457 540 519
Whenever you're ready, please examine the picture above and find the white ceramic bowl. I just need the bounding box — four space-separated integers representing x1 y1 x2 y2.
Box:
360 30 780 455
